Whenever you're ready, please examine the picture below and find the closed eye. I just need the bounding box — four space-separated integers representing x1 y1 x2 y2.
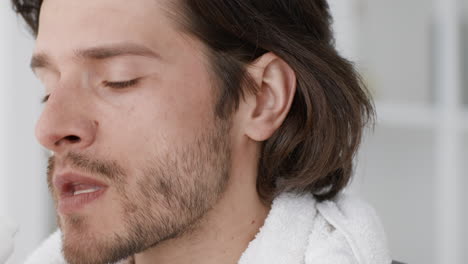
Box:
41 94 50 104
103 78 140 89
41 79 140 104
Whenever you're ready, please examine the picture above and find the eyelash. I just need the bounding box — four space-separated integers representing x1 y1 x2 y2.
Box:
41 78 139 104
41 94 50 103
103 79 140 89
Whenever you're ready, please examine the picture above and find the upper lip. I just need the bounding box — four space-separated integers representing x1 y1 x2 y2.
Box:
53 172 108 198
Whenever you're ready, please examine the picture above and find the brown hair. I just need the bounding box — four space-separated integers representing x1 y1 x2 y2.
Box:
11 0 374 203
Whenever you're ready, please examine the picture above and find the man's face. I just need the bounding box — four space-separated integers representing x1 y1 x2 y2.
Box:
34 0 232 263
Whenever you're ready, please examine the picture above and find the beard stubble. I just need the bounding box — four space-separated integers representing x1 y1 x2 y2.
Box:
47 118 232 264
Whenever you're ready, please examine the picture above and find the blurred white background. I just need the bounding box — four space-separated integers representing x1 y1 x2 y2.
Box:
0 0 466 263
0 2 56 264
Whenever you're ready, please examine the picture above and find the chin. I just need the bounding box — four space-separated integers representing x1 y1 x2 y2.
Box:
61 227 130 264
59 213 141 264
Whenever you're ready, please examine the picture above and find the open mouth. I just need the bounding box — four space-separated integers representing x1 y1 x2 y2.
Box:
63 183 103 196
54 173 108 214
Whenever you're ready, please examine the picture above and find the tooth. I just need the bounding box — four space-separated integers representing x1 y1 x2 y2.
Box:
73 187 100 195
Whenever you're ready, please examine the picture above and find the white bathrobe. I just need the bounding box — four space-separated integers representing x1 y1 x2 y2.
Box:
24 191 392 264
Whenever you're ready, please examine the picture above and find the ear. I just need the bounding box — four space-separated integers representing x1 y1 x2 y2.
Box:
241 52 296 142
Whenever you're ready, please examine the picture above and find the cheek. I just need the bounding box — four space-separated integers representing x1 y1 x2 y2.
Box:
96 69 216 169
136 66 216 142
93 39 216 178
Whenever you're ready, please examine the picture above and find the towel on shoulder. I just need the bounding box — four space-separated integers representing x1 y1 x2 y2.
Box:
25 191 392 264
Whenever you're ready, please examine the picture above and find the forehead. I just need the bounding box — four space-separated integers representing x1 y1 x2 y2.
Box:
36 0 176 57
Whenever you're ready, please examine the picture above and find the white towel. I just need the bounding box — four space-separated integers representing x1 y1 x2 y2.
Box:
238 191 391 264
0 215 17 263
23 231 66 264
25 191 391 264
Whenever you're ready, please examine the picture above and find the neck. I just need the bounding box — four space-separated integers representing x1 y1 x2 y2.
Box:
133 142 271 264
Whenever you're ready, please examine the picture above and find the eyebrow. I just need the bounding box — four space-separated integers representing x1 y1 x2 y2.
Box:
30 43 161 71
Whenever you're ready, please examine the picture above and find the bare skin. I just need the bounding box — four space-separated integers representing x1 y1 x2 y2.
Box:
33 0 296 263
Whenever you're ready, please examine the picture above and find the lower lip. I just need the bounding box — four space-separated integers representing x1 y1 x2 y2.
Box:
58 188 107 214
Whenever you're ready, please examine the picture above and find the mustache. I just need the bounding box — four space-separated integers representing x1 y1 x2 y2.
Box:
47 152 126 192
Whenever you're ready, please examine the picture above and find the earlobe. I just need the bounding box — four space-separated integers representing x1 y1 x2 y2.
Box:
243 53 296 142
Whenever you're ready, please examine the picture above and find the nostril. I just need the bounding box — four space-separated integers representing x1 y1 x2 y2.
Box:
53 135 81 147
64 135 81 143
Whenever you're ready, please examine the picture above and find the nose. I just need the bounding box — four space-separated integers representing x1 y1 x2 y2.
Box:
35 86 98 154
